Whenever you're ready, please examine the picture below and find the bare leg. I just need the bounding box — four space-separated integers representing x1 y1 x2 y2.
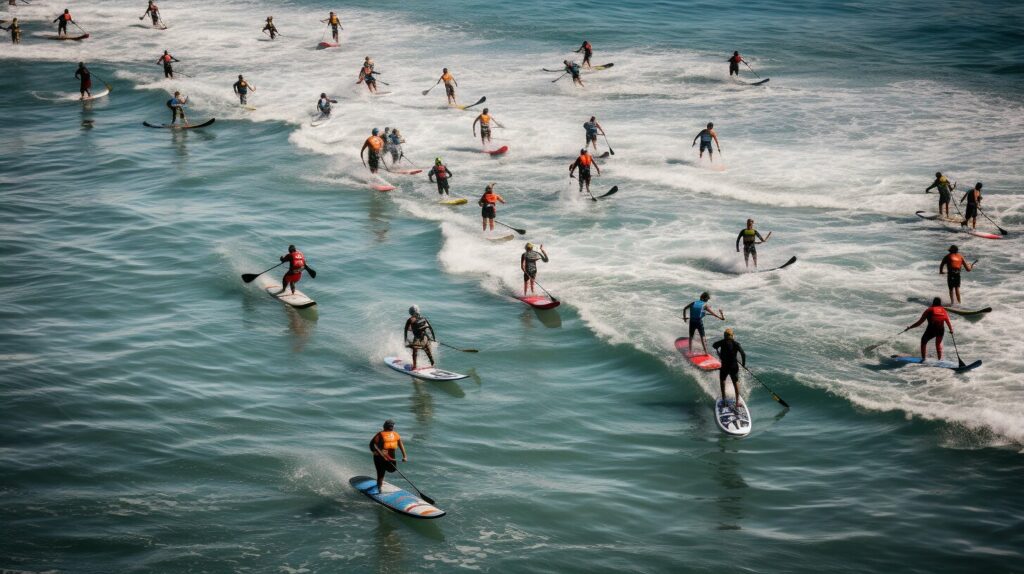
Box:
955 287 961 304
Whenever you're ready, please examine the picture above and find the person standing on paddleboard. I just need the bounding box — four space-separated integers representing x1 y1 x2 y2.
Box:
404 306 436 370
583 116 605 151
140 1 161 27
275 245 306 295
0 17 21 44
369 419 407 494
360 128 385 174
428 158 453 197
478 183 505 232
575 40 593 69
74 62 92 99
386 129 404 164
906 297 953 360
712 329 746 410
683 292 725 355
521 243 550 296
473 108 497 147
925 172 955 218
233 75 254 105
166 91 188 125
727 51 746 76
53 9 74 38
959 182 982 230
736 218 769 268
262 16 278 39
940 245 974 306
157 50 179 79
692 122 721 161
438 68 458 105
357 59 380 94
322 11 341 43
569 149 601 195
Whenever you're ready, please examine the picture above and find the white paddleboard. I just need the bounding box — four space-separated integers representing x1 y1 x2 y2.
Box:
715 397 752 436
310 113 332 127
384 357 467 381
73 88 111 101
257 277 316 309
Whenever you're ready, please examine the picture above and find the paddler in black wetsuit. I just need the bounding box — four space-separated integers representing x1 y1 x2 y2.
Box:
53 9 74 38
959 182 982 230
1 17 22 45
712 328 746 410
321 11 341 43
157 50 179 79
140 1 161 27
404 305 436 369
736 218 769 269
727 51 746 76
428 158 453 196
262 16 278 39
569 149 601 195
369 419 407 494
74 62 92 99
925 171 955 218
521 243 549 296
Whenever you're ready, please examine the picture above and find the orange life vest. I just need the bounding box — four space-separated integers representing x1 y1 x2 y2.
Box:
442 72 454 84
479 113 491 126
379 431 400 450
366 136 383 151
578 153 592 167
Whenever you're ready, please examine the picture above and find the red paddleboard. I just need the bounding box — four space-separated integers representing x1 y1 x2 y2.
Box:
317 42 338 49
486 145 509 156
966 229 1004 240
518 295 560 310
392 169 423 175
372 185 396 192
674 337 721 371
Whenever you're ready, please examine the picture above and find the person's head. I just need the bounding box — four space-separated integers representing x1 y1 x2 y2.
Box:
442 67 448 73
164 50 169 54
383 127 390 133
288 244 297 253
485 183 494 193
580 148 587 155
525 242 534 251
238 74 243 80
482 107 489 114
267 16 272 20
563 59 569 65
733 51 739 56
724 328 734 339
975 182 983 190
707 122 714 129
935 171 942 178
320 92 326 98
393 129 400 135
409 305 420 316
435 157 443 165
590 116 596 122
371 127 379 135
949 245 959 254
173 90 180 96
700 292 710 302
78 61 84 67
330 11 335 15
64 9 69 13
932 297 942 307
383 419 395 430
746 218 754 227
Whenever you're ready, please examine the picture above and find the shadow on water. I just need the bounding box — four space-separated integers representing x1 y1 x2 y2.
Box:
368 190 391 243
410 380 435 427
712 440 749 531
519 307 562 329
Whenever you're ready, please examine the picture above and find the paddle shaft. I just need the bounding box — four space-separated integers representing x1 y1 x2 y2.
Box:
948 330 967 368
553 72 568 83
602 133 615 155
864 327 910 353
241 261 285 283
372 445 435 504
743 61 761 78
741 364 789 408
495 220 526 235
438 341 478 353
533 279 558 302
976 205 1008 235
423 80 440 95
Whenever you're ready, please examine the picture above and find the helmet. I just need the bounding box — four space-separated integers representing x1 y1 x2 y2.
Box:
409 305 420 316
383 419 395 429
372 128 379 135
435 157 442 165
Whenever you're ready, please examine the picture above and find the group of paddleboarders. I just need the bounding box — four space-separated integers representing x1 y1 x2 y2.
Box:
924 174 989 232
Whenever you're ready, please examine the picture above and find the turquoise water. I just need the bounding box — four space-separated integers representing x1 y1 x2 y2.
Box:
2 0 1023 572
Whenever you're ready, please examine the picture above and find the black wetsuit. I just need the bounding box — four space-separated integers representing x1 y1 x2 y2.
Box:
712 338 746 384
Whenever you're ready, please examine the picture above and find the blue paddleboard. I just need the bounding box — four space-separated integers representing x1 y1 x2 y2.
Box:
889 355 982 372
349 475 446 519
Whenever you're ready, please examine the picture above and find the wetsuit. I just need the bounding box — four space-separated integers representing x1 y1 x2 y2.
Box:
75 65 91 96
405 314 435 366
712 338 746 385
280 250 306 288
54 12 72 36
233 79 251 104
570 153 595 191
728 53 742 76
428 164 452 195
521 250 549 281
926 175 952 209
687 299 708 339
158 53 176 78
583 121 600 146
916 305 950 348
736 228 764 257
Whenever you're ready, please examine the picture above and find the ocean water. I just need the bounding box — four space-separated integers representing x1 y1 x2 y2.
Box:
2 0 1023 572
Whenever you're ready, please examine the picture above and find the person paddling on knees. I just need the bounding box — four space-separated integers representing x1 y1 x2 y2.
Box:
478 183 505 232
925 171 955 218
360 128 385 174
473 108 496 147
583 116 605 151
959 182 982 230
570 149 600 195
939 245 973 306
682 292 725 355
736 218 769 268
906 297 953 360
233 75 254 105
521 243 549 296
75 62 92 99
428 158 453 197
692 122 721 161
712 329 746 411
369 419 407 494
276 244 306 295
404 306 436 370
166 91 188 125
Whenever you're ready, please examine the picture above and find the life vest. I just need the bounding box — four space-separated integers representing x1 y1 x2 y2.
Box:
578 153 592 167
329 15 339 25
741 228 757 244
434 165 448 180
362 65 373 77
161 54 172 64
479 113 491 126
925 306 949 326
730 54 742 63
583 42 592 51
237 80 249 90
378 431 400 451
691 300 706 321
62 13 72 21
411 316 430 338
288 251 305 273
947 253 964 271
937 176 949 188
482 192 499 207
367 136 383 151
442 72 454 84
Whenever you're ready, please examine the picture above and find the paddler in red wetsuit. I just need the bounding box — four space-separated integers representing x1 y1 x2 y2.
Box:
906 297 953 360
276 245 306 295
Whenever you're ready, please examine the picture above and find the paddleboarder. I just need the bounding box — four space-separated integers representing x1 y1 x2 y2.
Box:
361 128 385 174
275 245 307 296
925 171 955 217
404 306 436 369
262 16 278 39
583 116 605 151
357 59 379 94
140 1 161 27
157 50 179 79
472 108 496 147
53 9 74 38
712 329 746 410
959 182 982 230
727 51 746 76
736 218 769 268
575 40 593 68
569 149 601 195
74 62 92 99
692 122 721 161
563 60 584 87
166 91 188 125
438 68 458 105
322 11 341 43
369 419 407 494
386 128 404 164
233 75 254 105
521 243 550 296
478 183 505 232
939 245 973 305
682 292 726 355
0 17 21 44
428 158 453 197
906 297 953 361
316 93 336 116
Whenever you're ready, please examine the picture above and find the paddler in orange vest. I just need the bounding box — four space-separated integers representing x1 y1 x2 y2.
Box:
727 51 746 76
437 67 458 105
472 107 497 146
360 128 385 174
569 149 601 195
321 11 341 43
369 419 407 494
276 245 306 295
478 183 505 231
939 245 974 305
906 297 953 360
53 9 74 37
156 50 179 79
357 58 380 93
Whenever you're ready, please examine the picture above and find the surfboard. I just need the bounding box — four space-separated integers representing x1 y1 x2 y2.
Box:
262 284 316 309
756 256 797 273
47 34 89 41
310 113 332 127
384 357 468 381
349 476 446 519
486 234 515 242
915 210 962 224
74 88 111 101
317 42 338 49
889 355 982 372
142 118 215 129
486 145 509 156
439 198 468 205
517 295 560 310
966 229 1004 240
715 397 752 436
391 169 422 175
674 337 721 371
592 63 614 70
452 96 486 110
945 306 992 316
747 78 770 86
242 104 257 111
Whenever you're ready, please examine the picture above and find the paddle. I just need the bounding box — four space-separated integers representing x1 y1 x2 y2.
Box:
552 72 568 83
533 279 559 303
72 21 89 36
241 261 284 283
304 264 317 279
462 96 486 110
743 61 761 79
495 220 526 235
372 445 436 505
602 133 615 155
863 327 910 354
438 341 478 353
977 206 1008 235
422 79 440 96
594 185 619 200
948 331 967 369
741 364 789 408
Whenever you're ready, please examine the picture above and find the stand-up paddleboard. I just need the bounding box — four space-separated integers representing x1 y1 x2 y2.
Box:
439 198 468 205
390 169 422 175
486 234 515 242
915 210 962 224
485 145 509 156
756 256 797 273
746 78 770 86
889 355 982 372
592 63 614 71
317 41 338 49
371 182 397 192
592 186 619 200
242 104 257 111
715 397 752 436
966 229 1004 240
450 96 485 111
259 276 316 309
68 87 111 101
47 34 90 41
674 337 721 371
310 113 332 127
946 306 992 316
517 295 560 310
143 118 215 130
598 151 611 158
349 476 445 519
543 63 613 72
384 357 468 381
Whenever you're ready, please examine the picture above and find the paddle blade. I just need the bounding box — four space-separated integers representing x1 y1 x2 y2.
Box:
863 343 884 354
774 394 790 408
597 185 619 199
462 349 479 353
608 147 615 155
419 492 436 505
305 265 317 279
241 273 259 283
514 228 526 235
777 255 797 269
421 89 429 95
